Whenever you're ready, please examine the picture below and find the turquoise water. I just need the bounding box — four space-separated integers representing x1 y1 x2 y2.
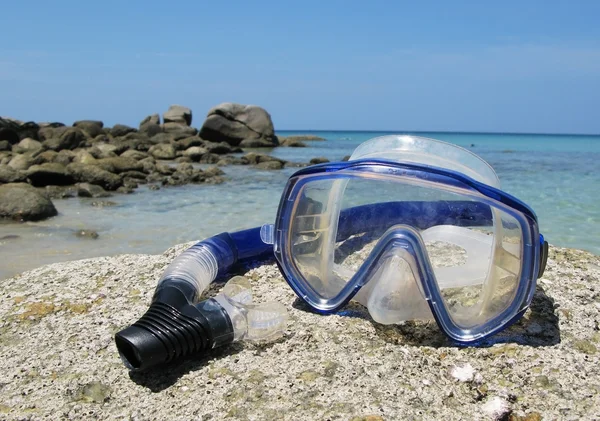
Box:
0 131 598 279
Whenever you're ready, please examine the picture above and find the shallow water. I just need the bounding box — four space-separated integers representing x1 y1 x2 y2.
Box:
1 131 598 279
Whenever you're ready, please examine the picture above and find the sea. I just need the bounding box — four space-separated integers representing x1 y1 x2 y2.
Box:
1 131 598 280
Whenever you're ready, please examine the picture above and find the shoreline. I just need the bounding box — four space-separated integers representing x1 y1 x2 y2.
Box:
0 242 598 419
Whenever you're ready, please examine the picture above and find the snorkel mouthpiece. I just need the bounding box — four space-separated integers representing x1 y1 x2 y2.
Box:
114 281 234 371
115 229 288 371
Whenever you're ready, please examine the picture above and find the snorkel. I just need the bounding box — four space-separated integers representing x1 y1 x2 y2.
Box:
114 228 288 371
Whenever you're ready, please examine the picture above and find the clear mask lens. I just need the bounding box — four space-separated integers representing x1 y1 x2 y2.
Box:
287 172 524 329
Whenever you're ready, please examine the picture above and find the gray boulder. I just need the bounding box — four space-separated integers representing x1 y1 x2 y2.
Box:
161 123 198 137
67 163 122 191
33 150 59 165
0 140 11 151
95 157 144 174
43 127 86 151
310 157 330 165
26 163 75 186
0 182 57 221
0 164 26 183
203 141 233 155
280 138 307 147
183 146 208 162
119 150 149 161
111 124 136 137
0 118 21 144
139 122 162 138
8 154 34 171
73 120 104 138
256 160 284 170
77 183 110 198
72 150 97 165
55 150 76 166
140 114 160 127
163 105 192 126
199 103 278 147
13 138 43 154
176 136 204 150
149 144 176 160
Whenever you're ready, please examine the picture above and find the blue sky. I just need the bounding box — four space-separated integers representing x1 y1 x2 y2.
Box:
1 1 599 134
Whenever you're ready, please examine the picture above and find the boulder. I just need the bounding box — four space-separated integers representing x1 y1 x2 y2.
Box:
95 157 144 174
199 153 220 164
43 127 86 151
149 144 176 160
140 114 160 127
310 157 330 165
0 164 26 183
26 163 75 187
0 182 57 221
139 122 162 138
77 183 110 198
161 123 197 137
16 122 41 141
111 124 136 137
203 141 232 155
33 150 59 165
91 143 119 159
119 150 149 161
199 102 278 147
243 152 285 165
67 163 122 191
8 154 34 171
12 138 43 154
183 146 208 162
55 150 76 166
0 140 12 151
256 160 284 170
280 138 307 147
176 136 204 150
163 105 192 126
73 120 104 138
72 150 97 165
0 127 19 144
43 185 78 199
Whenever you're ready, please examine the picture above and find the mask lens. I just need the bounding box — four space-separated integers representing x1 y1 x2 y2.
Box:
433 208 523 329
287 171 524 329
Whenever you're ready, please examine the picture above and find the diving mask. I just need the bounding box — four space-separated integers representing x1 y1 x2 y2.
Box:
116 135 548 371
261 135 547 343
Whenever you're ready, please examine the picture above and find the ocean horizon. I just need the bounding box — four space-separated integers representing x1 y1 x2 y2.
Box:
1 130 598 280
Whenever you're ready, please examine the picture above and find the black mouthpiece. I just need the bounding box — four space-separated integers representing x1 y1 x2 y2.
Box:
115 284 234 371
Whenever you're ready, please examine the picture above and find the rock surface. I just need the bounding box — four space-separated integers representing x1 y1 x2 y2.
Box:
0 245 598 420
163 105 192 126
0 182 58 221
200 103 278 147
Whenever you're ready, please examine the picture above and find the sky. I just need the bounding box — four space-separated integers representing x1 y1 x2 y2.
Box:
1 1 599 134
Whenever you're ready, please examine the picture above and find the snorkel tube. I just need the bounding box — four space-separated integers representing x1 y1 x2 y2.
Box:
114 228 288 371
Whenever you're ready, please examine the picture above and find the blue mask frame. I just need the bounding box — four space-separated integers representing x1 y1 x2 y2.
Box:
269 159 546 344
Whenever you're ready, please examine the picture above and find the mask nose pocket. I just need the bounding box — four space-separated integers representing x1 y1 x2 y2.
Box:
358 247 433 325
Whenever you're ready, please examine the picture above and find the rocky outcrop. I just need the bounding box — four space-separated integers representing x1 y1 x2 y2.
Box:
163 105 192 126
0 182 58 221
199 103 278 147
73 120 104 138
0 244 597 419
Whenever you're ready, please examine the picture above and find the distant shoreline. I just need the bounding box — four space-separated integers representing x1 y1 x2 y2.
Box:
276 129 600 137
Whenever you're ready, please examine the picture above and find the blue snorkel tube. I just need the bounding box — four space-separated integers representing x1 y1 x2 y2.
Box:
114 228 283 371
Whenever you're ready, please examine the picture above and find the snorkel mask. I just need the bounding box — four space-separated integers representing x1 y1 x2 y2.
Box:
115 135 548 370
